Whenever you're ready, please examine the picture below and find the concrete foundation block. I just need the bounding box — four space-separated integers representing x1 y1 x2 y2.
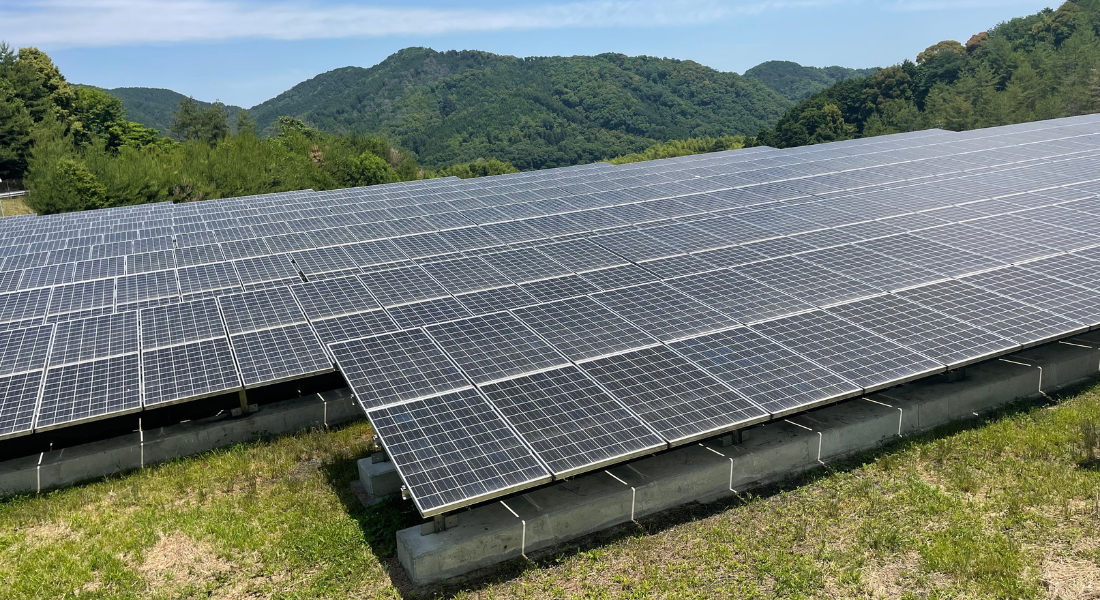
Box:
358 458 401 500
395 336 1100 587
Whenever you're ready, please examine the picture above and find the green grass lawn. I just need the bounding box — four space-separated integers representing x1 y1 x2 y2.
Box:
2 382 1099 599
0 196 32 217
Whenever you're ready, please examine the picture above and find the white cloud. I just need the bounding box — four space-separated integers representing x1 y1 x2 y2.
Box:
2 0 847 48
2 0 1052 49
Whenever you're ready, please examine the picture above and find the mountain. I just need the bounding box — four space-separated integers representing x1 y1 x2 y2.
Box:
101 87 242 135
247 48 792 169
756 0 1100 148
743 61 879 102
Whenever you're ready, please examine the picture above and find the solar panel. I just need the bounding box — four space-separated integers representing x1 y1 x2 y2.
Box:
894 279 1087 347
426 312 569 385
593 282 737 342
481 247 572 286
669 326 862 417
748 309 945 392
454 285 538 315
127 250 175 274
309 309 400 345
290 276 380 320
0 370 43 439
385 296 471 329
536 238 629 272
420 256 513 295
228 323 332 388
580 345 768 445
176 262 241 297
50 312 139 366
142 338 241 406
0 323 53 376
915 223 1059 264
796 245 945 292
47 279 113 319
958 266 1100 327
35 353 142 430
116 270 179 311
826 294 1018 368
232 254 300 287
358 266 448 307
217 287 307 334
330 329 468 410
366 387 551 517
480 365 666 477
513 296 657 362
518 274 599 303
577 264 658 291
733 255 881 306
857 234 1004 277
666 268 814 324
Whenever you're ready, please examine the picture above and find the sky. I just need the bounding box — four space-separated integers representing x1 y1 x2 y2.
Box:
2 0 1060 108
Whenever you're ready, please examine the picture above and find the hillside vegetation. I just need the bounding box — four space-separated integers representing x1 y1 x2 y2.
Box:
743 60 878 101
99 87 243 135
757 0 1100 147
248 48 791 169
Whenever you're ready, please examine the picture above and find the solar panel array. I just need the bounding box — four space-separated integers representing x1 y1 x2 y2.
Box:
3 115 1100 515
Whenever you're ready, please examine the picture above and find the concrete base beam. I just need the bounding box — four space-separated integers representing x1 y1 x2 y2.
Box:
0 389 360 496
358 457 401 504
396 338 1100 587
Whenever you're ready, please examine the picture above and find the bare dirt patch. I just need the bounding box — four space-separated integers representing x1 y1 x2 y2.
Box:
1043 539 1100 600
136 532 233 591
863 552 950 599
21 521 77 546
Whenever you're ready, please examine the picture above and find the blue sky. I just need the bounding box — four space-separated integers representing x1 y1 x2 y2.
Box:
3 0 1059 108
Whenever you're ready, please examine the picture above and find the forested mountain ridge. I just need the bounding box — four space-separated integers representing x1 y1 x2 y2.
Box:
743 61 878 101
756 0 1100 148
97 87 242 135
247 48 792 170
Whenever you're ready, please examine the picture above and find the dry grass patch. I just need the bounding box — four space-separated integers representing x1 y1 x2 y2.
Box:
134 532 234 591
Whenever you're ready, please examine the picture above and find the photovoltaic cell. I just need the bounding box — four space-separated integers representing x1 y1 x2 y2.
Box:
826 294 1018 368
0 323 53 376
50 312 139 366
666 269 814 324
578 264 658 291
358 266 448 307
894 279 1087 347
228 323 332 388
0 371 42 439
454 285 537 315
309 309 399 345
385 296 471 329
733 255 881 306
518 274 599 303
217 286 306 335
797 244 944 292
480 365 666 477
962 266 1100 327
593 282 737 342
36 353 142 430
330 329 469 410
140 298 226 350
420 256 513 294
749 309 944 392
290 276 380 320
513 296 656 362
367 387 551 516
426 312 569 385
580 346 767 445
669 326 861 417
142 338 241 406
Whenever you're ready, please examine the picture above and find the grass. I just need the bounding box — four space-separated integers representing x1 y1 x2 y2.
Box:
2 385 1100 599
0 196 33 217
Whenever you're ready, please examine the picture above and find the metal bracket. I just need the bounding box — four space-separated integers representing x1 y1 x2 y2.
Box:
719 430 743 447
420 513 458 535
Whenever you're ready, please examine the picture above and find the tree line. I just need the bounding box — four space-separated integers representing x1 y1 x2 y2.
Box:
755 0 1100 147
0 44 519 215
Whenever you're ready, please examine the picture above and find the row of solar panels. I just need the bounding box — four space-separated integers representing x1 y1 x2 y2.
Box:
0 114 1097 509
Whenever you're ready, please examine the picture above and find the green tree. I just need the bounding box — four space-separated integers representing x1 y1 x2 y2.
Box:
25 113 106 213
814 104 856 141
170 97 229 144
0 77 33 178
347 151 399 185
70 86 125 147
235 109 257 137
